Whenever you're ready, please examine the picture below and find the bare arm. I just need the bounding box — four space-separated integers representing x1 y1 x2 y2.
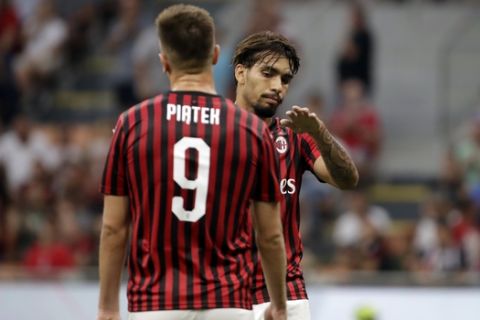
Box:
98 195 130 320
251 201 287 317
281 105 359 189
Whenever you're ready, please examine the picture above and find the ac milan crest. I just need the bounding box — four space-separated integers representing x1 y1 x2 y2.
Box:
275 136 288 154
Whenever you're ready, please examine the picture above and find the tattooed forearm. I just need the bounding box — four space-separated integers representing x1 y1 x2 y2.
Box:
312 126 359 189
280 105 359 188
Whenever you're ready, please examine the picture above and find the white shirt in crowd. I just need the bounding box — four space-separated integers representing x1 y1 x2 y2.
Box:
0 131 60 191
333 205 392 247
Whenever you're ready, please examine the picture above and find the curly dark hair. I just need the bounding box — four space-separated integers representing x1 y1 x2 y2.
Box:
232 31 300 76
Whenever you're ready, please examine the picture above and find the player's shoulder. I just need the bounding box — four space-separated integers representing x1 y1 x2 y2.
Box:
123 96 157 114
118 95 162 127
222 97 238 111
223 97 248 115
225 99 269 133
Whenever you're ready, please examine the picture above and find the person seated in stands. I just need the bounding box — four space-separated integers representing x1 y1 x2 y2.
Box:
329 80 382 185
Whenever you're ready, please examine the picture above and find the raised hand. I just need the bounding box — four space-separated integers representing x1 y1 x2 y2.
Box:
280 105 325 134
280 105 359 190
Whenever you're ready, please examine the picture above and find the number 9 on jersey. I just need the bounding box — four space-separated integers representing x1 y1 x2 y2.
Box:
172 137 211 222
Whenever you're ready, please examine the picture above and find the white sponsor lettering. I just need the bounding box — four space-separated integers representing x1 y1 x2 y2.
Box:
280 178 296 194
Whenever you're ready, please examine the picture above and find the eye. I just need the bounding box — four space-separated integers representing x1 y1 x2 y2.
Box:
262 70 272 77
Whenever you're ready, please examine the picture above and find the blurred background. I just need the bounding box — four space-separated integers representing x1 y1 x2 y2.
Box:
1 0 480 319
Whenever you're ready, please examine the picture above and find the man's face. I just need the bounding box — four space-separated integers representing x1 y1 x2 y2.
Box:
237 56 293 118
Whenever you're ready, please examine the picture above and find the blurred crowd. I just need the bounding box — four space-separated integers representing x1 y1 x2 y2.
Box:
0 115 111 277
0 0 479 282
299 85 480 281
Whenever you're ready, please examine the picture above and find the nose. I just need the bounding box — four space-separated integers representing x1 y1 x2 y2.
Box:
270 76 282 94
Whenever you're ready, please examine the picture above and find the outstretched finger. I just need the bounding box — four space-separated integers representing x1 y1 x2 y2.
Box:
308 112 319 119
280 118 295 129
286 110 299 119
292 105 310 114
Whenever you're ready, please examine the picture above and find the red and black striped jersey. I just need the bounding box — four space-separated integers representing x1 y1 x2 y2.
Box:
252 117 322 304
100 91 281 312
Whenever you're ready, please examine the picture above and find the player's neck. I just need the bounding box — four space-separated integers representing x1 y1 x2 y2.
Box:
169 70 217 95
263 117 273 126
235 95 273 126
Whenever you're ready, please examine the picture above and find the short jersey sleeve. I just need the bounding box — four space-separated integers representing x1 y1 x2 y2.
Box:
100 114 128 196
300 133 322 173
251 126 282 202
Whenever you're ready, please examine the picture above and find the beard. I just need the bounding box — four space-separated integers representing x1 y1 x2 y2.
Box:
252 104 277 118
252 95 282 118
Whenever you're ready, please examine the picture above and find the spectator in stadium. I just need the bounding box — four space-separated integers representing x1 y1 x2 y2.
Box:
53 124 83 167
305 90 326 120
0 114 60 193
22 219 75 277
131 25 169 100
63 2 98 67
245 0 284 35
54 198 95 267
439 146 466 205
450 199 480 270
380 223 416 271
453 114 480 193
299 89 338 261
421 223 466 272
332 189 391 270
300 183 339 264
0 164 9 260
336 1 375 95
329 79 382 185
413 194 450 258
13 0 67 95
0 0 22 128
12 0 41 21
103 0 144 109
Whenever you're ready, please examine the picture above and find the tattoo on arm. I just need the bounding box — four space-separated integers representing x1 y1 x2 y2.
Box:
314 127 359 189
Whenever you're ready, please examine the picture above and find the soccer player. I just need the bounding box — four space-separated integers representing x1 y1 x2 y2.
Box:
233 31 360 320
97 6 287 320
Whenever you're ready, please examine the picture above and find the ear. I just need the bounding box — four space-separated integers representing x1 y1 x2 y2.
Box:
234 64 246 86
212 44 220 65
159 52 170 74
